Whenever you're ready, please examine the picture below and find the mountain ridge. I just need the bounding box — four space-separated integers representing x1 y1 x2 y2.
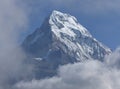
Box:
22 10 112 79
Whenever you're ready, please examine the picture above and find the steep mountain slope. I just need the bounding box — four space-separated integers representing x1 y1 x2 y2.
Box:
22 10 112 79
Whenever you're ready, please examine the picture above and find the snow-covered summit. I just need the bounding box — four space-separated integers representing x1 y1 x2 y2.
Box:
49 10 92 38
22 10 112 63
22 10 112 79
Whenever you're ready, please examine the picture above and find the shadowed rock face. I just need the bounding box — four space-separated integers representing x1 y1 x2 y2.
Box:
22 10 112 79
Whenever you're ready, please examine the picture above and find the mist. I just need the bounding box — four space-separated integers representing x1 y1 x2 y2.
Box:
0 0 120 89
14 48 120 89
0 0 31 89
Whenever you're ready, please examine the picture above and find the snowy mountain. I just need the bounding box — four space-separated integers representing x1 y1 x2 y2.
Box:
22 10 112 79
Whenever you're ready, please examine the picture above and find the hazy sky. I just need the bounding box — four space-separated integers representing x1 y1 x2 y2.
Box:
20 0 120 50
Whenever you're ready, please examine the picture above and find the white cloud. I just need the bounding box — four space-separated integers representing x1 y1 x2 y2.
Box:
15 48 120 89
105 47 120 68
0 0 32 88
0 0 119 89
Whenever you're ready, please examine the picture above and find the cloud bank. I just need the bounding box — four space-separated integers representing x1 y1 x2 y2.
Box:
0 0 120 89
15 48 120 89
0 0 31 89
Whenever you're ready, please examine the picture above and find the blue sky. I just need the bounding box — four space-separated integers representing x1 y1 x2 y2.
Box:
1 0 120 88
21 0 120 50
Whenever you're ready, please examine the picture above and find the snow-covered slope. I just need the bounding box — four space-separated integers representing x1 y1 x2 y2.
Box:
49 10 111 61
23 10 111 61
22 10 112 78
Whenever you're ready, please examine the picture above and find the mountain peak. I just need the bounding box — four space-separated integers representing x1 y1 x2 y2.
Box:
51 10 65 15
22 10 112 79
49 10 92 38
23 10 112 62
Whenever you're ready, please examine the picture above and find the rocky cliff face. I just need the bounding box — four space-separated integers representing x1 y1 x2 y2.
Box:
22 10 112 79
